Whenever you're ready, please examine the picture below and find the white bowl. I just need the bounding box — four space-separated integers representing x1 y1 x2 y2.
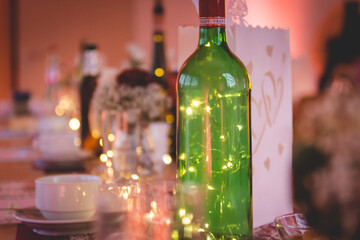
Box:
35 174 102 220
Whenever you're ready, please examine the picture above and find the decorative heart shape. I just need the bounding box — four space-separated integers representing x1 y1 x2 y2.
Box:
264 158 271 171
266 45 273 57
261 71 284 127
251 96 267 155
278 143 284 155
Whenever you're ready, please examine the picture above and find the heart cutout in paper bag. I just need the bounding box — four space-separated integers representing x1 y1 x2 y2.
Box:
251 96 267 155
262 71 284 127
264 158 271 171
278 143 284 155
266 45 273 57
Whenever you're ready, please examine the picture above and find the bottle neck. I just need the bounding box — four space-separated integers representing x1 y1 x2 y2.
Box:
199 26 227 46
198 0 227 47
153 0 164 32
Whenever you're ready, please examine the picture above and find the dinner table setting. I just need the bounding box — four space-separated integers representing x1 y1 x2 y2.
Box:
0 121 279 240
1 0 359 239
3 76 359 240
0 74 286 240
1 53 359 240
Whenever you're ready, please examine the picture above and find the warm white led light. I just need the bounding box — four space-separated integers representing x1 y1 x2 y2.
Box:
162 154 172 165
69 118 80 131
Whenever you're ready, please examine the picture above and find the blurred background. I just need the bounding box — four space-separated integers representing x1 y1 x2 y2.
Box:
0 0 356 103
0 1 359 238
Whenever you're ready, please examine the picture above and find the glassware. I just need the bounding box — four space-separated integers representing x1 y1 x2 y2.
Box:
44 46 61 104
97 179 174 240
96 180 151 240
149 180 176 240
101 109 154 182
176 0 252 239
101 110 118 182
274 213 328 240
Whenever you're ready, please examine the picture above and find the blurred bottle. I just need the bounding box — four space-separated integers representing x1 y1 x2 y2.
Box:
44 46 61 103
151 0 167 90
79 42 100 149
151 0 177 162
72 42 86 87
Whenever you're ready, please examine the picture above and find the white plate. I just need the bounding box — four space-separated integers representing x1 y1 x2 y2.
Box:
33 150 92 171
40 149 92 162
33 159 85 171
14 208 97 236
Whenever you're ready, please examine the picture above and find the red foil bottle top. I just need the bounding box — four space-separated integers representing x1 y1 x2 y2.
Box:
199 0 225 18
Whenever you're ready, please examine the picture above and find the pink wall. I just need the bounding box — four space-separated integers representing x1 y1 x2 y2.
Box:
17 0 198 99
18 0 132 98
15 0 353 101
0 0 11 99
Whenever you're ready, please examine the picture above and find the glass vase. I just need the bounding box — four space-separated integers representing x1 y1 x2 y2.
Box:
101 109 154 182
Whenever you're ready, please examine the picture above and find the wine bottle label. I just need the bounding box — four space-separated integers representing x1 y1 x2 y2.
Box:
200 18 225 27
83 50 100 76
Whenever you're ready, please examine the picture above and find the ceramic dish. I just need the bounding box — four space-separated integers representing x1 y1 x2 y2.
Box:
33 150 92 171
14 208 96 236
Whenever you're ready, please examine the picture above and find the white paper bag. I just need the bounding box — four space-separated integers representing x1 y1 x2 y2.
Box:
178 24 293 227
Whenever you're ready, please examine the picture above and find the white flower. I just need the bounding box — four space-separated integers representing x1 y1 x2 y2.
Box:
92 79 172 123
126 43 146 67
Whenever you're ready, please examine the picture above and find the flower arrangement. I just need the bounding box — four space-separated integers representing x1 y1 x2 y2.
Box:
293 87 360 239
92 68 172 123
294 88 360 156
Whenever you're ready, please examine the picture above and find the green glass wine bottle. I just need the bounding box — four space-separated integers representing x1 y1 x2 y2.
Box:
176 0 252 239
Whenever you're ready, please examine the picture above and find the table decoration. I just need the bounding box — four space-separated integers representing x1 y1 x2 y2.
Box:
31 115 86 171
0 180 281 240
179 0 293 228
92 68 172 180
274 213 329 240
96 179 156 239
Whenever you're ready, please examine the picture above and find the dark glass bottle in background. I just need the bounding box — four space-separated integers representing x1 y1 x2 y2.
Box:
151 0 168 90
79 43 100 149
151 0 177 160
176 0 252 239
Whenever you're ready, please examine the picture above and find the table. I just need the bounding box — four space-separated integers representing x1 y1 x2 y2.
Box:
0 161 280 239
0 140 280 240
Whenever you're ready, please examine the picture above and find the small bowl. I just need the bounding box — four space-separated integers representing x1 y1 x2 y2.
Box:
35 174 102 220
274 213 326 240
